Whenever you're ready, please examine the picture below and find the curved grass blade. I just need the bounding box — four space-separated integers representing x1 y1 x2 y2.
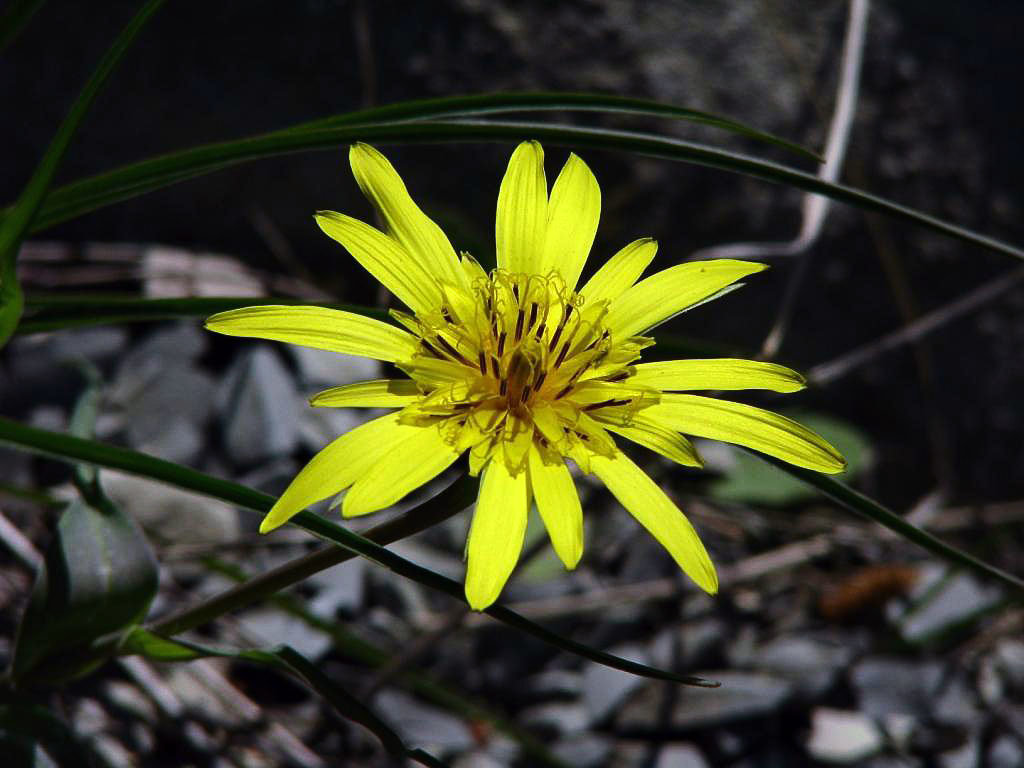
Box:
292 91 821 161
0 0 165 347
0 416 718 687
750 451 1024 593
121 629 446 768
14 120 1024 263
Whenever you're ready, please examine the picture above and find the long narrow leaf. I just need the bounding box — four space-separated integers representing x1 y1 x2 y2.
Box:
11 119 1024 262
751 451 1024 593
290 91 821 161
0 416 717 686
0 0 46 52
0 0 165 347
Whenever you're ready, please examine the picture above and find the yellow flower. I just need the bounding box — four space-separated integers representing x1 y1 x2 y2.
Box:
206 141 845 610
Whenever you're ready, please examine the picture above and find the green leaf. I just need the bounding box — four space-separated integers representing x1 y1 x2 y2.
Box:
292 91 822 161
11 119 1024 263
710 413 872 505
10 495 158 683
0 701 94 767
749 450 1024 593
0 0 165 349
122 629 446 767
0 416 717 687
0 0 46 53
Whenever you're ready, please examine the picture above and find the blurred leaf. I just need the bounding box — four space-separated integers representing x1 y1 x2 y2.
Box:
67 362 104 491
294 91 822 161
0 0 164 349
710 412 872 505
750 450 1024 594
10 494 158 683
0 701 94 767
0 0 45 53
0 416 717 687
9 119 1024 262
122 629 446 767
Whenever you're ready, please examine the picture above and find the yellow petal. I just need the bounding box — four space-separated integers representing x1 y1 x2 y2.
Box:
342 423 462 517
310 379 422 408
528 447 583 569
259 412 403 532
348 143 467 293
602 416 704 468
631 359 806 393
590 451 717 594
315 211 442 314
539 153 600 289
606 259 767 338
579 238 657 306
465 459 528 610
648 394 846 473
496 141 547 274
205 305 417 363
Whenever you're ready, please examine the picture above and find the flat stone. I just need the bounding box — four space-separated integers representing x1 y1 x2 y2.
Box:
220 347 299 465
237 608 332 661
581 643 651 723
850 657 944 718
656 743 711 768
372 690 474 753
806 708 884 764
994 639 1024 689
308 559 366 617
618 672 793 732
939 734 980 768
988 736 1024 768
895 566 1002 645
289 345 380 387
551 734 613 768
521 701 588 734
743 635 853 699
527 669 583 698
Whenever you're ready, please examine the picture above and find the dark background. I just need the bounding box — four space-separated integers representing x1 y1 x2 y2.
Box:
4 0 1023 506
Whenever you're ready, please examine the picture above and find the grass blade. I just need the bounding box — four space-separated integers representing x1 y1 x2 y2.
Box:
0 416 718 686
12 119 1023 263
0 0 165 347
751 451 1024 593
0 0 45 52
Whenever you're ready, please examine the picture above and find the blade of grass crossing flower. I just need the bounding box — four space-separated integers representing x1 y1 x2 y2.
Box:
261 412 404 531
650 394 846 473
496 140 547 274
591 451 718 593
314 211 443 314
540 152 600 288
205 304 417 362
465 460 529 610
602 416 705 468
349 143 468 292
750 452 1024 593
121 630 445 767
0 416 718 686
528 447 583 569
341 425 462 517
579 237 658 305
606 259 768 338
0 0 164 348
631 359 806 392
309 379 422 408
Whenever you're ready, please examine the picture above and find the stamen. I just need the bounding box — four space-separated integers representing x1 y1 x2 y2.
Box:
582 398 631 411
436 335 471 366
528 302 538 331
420 339 441 358
490 355 501 378
478 351 487 375
555 340 571 368
497 331 507 356
515 308 525 342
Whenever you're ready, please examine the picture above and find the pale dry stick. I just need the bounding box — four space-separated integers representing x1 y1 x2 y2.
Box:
452 534 833 627
808 266 1024 386
0 508 42 569
688 0 870 360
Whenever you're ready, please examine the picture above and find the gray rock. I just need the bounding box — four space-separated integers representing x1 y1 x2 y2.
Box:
994 639 1024 690
850 657 944 718
372 690 475 753
521 701 588 734
618 672 793 732
103 680 158 723
741 635 852 699
551 734 613 768
895 566 1003 645
297 405 369 453
289 345 380 388
581 643 651 723
988 736 1024 768
656 743 711 768
939 734 980 768
308 559 366 617
932 675 984 728
528 669 583 698
220 347 299 465
806 708 884 764
237 608 332 661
